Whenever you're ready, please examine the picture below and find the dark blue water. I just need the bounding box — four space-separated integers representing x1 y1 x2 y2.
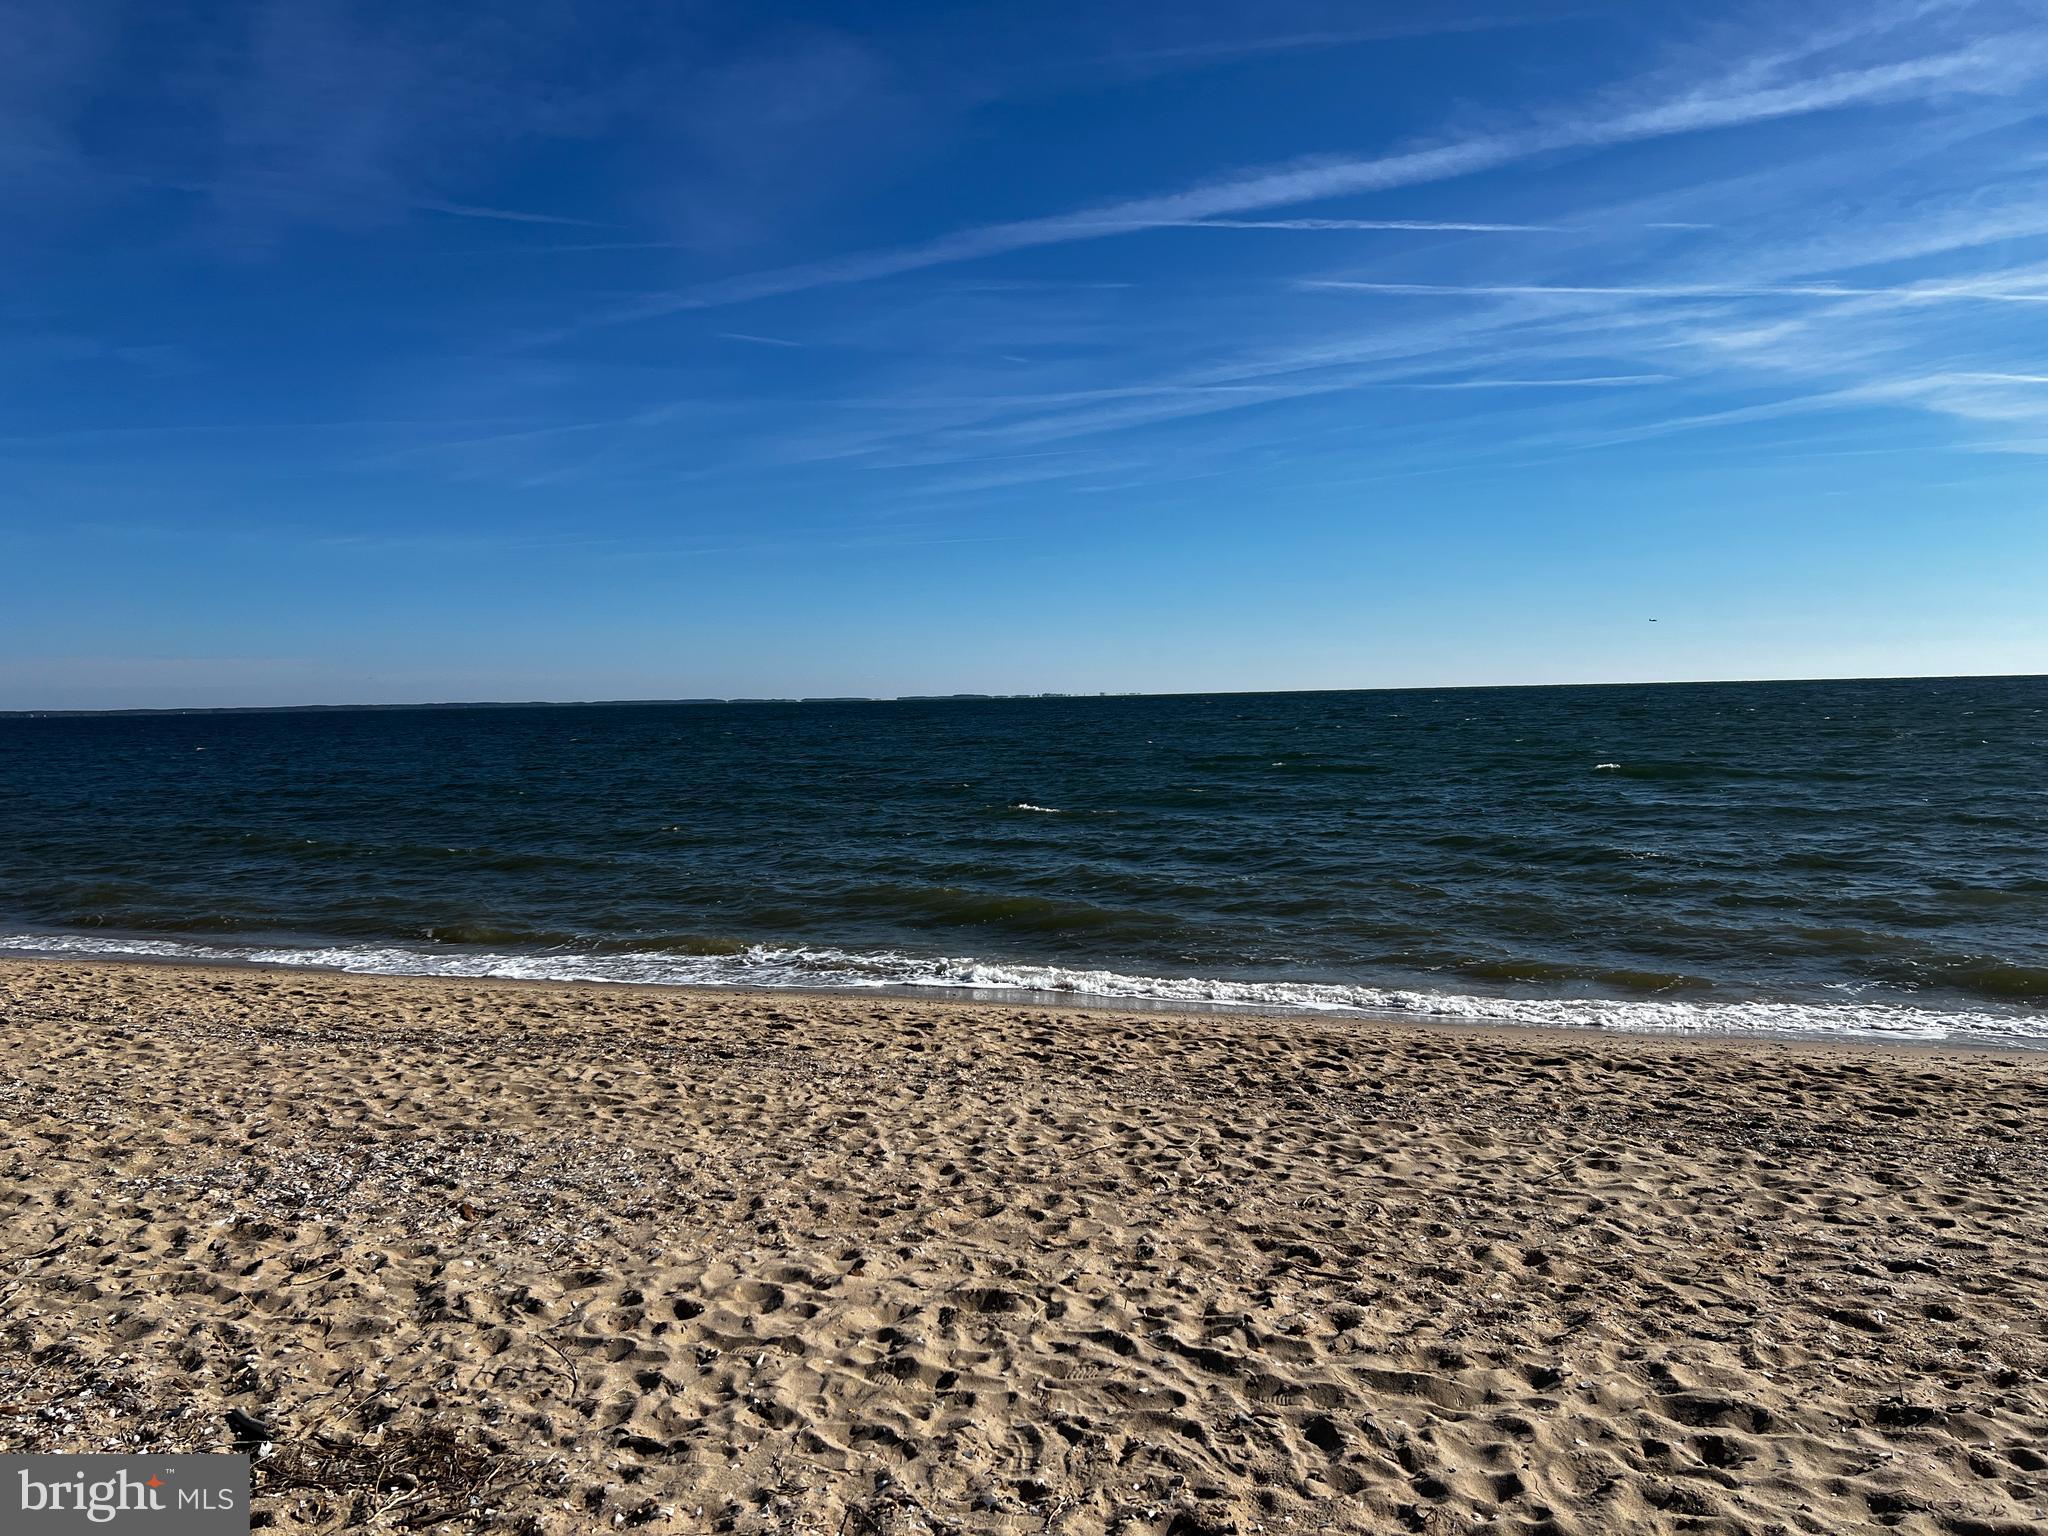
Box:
3 679 2045 1043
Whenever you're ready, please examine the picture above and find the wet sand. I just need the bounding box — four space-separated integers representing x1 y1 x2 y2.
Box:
2 957 2045 1534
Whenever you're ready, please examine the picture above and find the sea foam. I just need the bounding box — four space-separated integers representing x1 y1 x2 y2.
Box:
5 930 2040 1047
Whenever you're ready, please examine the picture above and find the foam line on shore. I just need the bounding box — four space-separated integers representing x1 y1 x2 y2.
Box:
4 929 2041 1046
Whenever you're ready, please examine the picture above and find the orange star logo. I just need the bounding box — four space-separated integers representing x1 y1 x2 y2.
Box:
147 1476 164 1488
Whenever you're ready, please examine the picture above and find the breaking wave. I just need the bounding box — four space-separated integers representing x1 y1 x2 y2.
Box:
4 929 2040 1047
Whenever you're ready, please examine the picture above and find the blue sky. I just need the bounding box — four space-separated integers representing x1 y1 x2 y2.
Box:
4 0 2046 707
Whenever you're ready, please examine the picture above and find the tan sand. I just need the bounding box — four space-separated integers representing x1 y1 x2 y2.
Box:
1 957 2044 1535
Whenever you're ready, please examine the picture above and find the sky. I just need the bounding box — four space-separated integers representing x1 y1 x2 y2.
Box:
3 0 2047 708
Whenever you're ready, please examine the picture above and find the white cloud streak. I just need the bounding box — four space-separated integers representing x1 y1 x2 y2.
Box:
578 27 2045 324
718 331 808 348
413 199 616 228
1162 217 1561 232
1405 374 1674 389
1161 218 1722 234
1302 279 2048 303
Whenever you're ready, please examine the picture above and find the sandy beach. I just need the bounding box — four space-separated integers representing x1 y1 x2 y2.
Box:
2 958 2044 1534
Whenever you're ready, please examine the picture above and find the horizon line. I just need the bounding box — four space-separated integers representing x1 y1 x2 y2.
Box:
5 670 2043 718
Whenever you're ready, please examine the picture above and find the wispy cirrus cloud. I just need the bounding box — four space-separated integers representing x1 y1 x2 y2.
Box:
16 1 2048 524
576 15 2048 325
1404 374 1673 389
412 199 617 228
1300 278 2048 303
1162 217 1562 233
718 331 808 349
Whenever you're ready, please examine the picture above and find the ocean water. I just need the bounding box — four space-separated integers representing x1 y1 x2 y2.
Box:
3 679 2045 1045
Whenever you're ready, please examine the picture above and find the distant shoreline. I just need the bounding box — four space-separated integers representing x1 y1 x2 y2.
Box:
5 671 2042 718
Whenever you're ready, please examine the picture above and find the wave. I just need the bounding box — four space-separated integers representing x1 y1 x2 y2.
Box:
3 930 2041 1046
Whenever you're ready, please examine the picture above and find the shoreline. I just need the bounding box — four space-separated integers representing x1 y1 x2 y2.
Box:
2 940 2039 1056
5 956 2046 1533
